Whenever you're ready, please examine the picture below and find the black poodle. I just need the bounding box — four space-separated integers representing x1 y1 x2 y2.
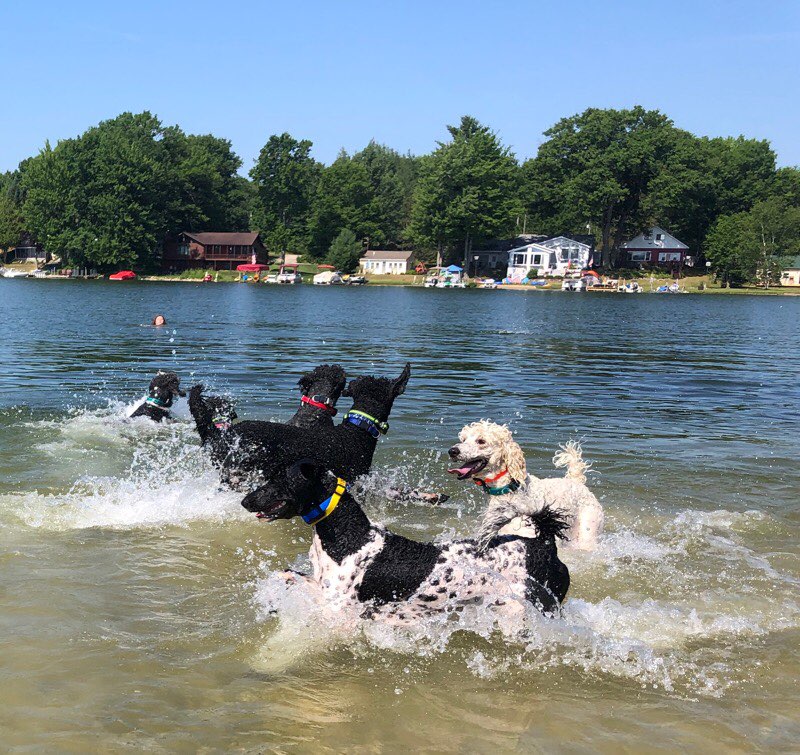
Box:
242 459 570 619
129 371 186 422
189 364 347 476
190 364 411 489
289 364 347 429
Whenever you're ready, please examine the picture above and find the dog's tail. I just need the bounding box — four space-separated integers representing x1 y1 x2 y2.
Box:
528 505 570 542
552 441 589 485
188 384 214 444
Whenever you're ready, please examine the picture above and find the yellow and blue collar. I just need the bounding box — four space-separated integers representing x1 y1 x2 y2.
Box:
302 478 348 525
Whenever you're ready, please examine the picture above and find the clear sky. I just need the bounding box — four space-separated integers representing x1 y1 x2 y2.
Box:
2 0 798 174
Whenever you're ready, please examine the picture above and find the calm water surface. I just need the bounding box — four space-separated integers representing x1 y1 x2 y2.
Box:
1 279 798 752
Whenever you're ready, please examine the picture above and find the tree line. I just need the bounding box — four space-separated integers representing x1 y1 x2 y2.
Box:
1 107 798 283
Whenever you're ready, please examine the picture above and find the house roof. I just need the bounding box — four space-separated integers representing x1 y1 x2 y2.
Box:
621 226 688 250
538 235 594 250
785 255 800 270
359 250 414 261
182 231 261 246
507 242 554 256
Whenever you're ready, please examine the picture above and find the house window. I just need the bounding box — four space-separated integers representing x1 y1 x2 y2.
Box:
512 253 527 266
178 244 189 256
532 254 542 266
655 233 664 241
630 251 650 262
644 231 653 240
658 252 682 262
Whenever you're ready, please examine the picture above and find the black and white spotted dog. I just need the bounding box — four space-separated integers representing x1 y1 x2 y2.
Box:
129 371 186 422
242 460 571 621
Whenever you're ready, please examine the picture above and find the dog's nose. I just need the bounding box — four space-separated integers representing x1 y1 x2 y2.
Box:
448 446 460 459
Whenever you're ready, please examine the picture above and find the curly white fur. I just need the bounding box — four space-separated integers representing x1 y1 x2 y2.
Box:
450 421 604 551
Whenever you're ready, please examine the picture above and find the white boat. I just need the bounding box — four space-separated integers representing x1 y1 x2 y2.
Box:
479 278 498 289
276 265 302 284
0 267 30 278
562 278 586 292
620 281 643 294
313 270 343 285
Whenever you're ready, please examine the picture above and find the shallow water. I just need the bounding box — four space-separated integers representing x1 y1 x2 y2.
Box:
1 278 798 752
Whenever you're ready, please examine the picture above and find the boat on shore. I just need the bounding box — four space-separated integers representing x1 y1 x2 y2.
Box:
0 267 30 278
276 264 302 284
109 270 137 281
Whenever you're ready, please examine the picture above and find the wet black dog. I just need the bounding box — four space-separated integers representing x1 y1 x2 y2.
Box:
191 364 411 490
242 459 570 619
129 371 186 423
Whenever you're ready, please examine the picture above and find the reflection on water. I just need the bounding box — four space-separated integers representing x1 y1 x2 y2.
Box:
0 279 799 751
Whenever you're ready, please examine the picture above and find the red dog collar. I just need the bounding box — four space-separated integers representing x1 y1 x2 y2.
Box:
300 395 337 415
473 469 509 487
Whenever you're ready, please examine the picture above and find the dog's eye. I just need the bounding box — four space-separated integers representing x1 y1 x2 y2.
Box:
477 438 486 446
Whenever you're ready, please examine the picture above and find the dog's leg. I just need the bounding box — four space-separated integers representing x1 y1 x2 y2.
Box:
570 501 604 550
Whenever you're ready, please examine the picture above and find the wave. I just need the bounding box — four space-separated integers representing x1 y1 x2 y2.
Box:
248 506 799 697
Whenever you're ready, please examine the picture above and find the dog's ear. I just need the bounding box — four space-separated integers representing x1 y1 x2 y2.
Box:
297 373 313 394
188 384 205 401
342 377 360 398
392 363 411 397
288 459 322 487
504 437 527 482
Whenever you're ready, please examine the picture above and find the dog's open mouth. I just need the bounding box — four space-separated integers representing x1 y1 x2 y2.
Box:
252 500 292 521
447 457 488 480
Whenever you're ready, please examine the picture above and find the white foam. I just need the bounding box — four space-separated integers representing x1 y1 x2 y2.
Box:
2 466 247 530
248 503 800 697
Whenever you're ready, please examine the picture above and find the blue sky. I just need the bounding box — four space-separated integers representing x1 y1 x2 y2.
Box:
2 1 798 173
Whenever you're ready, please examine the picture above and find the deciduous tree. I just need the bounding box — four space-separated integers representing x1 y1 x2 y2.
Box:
411 116 519 266
250 133 319 260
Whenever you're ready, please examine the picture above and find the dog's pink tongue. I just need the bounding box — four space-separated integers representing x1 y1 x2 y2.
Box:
448 466 472 476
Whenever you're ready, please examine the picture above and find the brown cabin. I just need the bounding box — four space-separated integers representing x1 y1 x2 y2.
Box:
162 232 268 271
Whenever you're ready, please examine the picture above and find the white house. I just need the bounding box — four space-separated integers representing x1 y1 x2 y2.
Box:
537 236 594 275
505 236 594 281
359 250 416 275
505 243 557 281
780 255 800 287
621 226 689 268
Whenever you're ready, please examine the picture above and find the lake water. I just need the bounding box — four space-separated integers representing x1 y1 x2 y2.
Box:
1 278 798 752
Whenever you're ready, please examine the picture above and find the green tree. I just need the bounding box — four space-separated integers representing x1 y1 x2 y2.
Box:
522 107 679 266
705 212 754 286
748 197 800 287
352 141 416 245
0 173 25 251
168 133 250 232
411 116 519 266
772 166 800 206
327 228 362 272
308 152 373 258
23 113 175 268
705 198 800 287
21 112 248 269
250 133 319 260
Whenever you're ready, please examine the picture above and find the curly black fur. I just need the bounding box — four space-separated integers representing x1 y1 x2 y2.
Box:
289 364 347 429
242 459 570 617
191 363 411 489
129 371 186 423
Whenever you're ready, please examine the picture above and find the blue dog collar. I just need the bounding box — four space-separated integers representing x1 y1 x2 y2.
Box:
301 478 348 525
145 396 169 410
344 410 388 439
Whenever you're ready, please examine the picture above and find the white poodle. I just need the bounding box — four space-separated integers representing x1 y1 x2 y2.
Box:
448 420 604 550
